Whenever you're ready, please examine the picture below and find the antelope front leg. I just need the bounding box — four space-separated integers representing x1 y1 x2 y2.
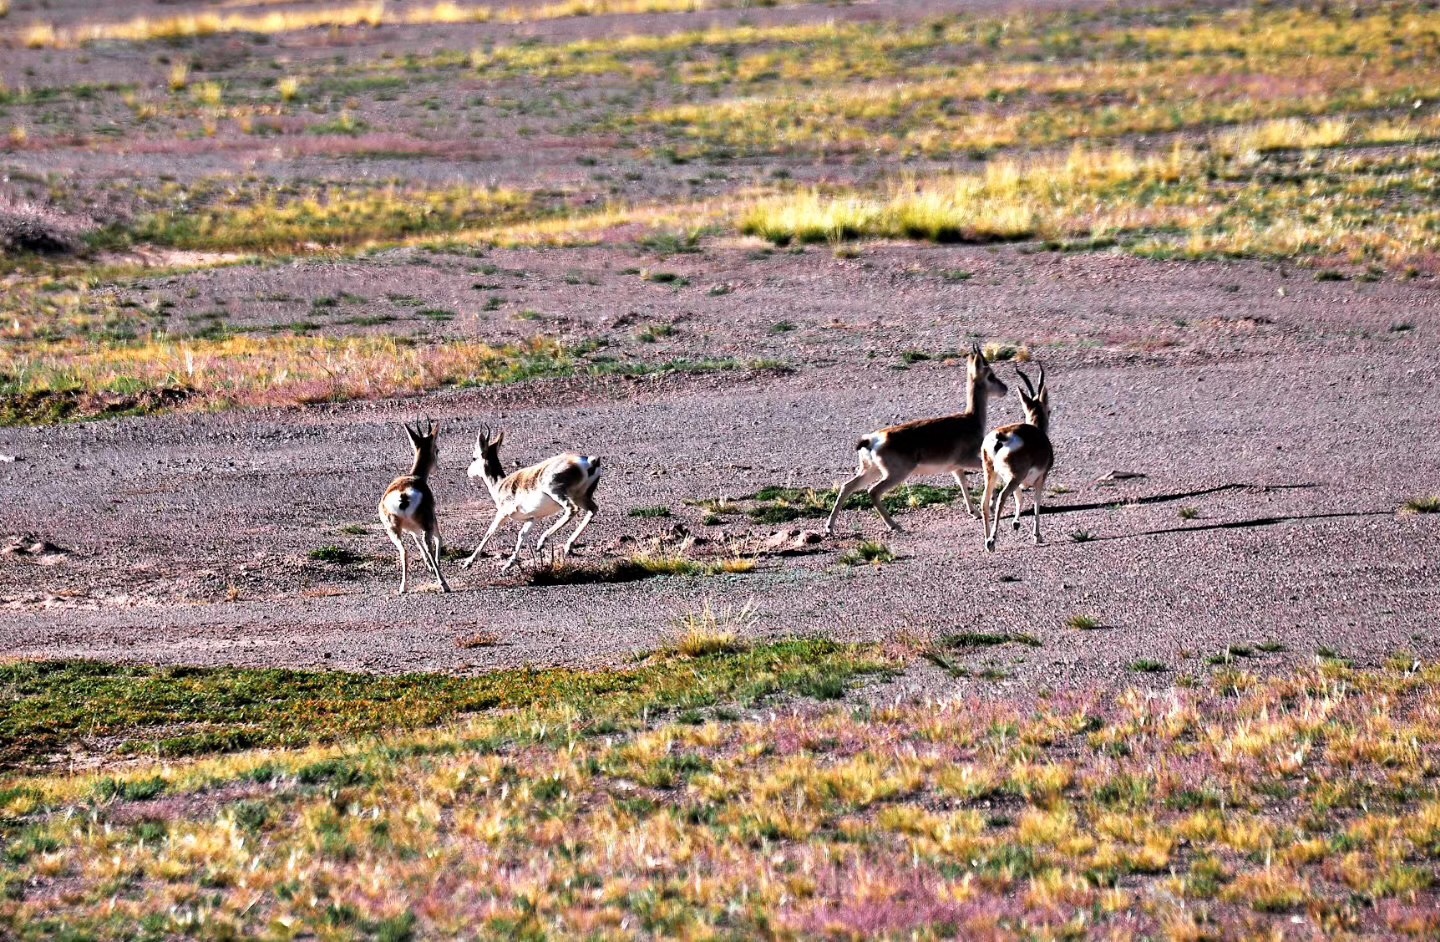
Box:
952 470 978 518
826 469 873 536
502 521 534 572
867 473 905 533
461 512 506 569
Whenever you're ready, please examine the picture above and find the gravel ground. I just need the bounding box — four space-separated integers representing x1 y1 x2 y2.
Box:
3 245 1436 691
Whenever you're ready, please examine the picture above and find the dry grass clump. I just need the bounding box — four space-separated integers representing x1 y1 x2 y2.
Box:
1400 496 1440 516
1215 117 1352 157
275 76 302 103
3 654 1437 937
455 630 501 649
671 600 756 657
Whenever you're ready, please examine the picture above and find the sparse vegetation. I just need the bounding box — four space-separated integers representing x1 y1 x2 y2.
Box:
1401 496 1440 515
841 540 895 566
5 654 1439 938
456 630 501 649
1067 614 1100 630
308 545 364 565
2 336 573 425
671 600 755 657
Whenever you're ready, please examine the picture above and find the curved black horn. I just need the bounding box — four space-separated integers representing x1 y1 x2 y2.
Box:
1036 362 1046 395
1015 366 1036 398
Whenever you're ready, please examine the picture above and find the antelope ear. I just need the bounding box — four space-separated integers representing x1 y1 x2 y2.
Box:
404 423 421 447
492 429 505 449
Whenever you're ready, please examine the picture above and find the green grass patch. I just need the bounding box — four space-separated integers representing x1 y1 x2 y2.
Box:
840 540 895 566
745 483 961 524
308 545 364 565
0 639 891 771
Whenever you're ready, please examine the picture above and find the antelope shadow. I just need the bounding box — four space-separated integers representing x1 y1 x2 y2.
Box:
1042 482 1318 516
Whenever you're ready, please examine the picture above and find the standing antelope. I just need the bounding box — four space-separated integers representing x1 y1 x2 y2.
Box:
378 418 451 595
826 343 1008 535
461 427 601 572
981 364 1054 551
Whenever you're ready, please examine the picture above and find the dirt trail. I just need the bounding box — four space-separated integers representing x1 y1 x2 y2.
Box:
2 246 1436 689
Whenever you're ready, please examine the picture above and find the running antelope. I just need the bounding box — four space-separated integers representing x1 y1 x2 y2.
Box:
461 427 602 572
826 343 1008 535
981 364 1054 551
378 418 451 595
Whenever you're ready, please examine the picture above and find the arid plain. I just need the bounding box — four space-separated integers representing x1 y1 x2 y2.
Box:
2 0 1439 937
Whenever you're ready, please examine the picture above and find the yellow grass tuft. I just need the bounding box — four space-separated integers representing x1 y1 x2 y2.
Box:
1216 117 1352 157
22 22 55 47
167 62 189 92
671 599 755 656
276 76 302 102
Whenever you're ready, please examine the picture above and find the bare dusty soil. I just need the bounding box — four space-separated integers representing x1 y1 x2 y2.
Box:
3 244 1437 690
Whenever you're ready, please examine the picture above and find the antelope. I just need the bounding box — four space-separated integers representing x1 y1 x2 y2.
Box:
461 427 601 572
826 343 1008 536
981 364 1054 551
378 418 451 595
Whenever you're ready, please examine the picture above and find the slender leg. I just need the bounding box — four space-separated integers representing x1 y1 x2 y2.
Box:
411 533 436 578
563 509 596 557
1013 489 1024 530
826 468 875 536
502 521 534 572
387 527 408 595
952 470 978 518
981 464 998 553
461 511 507 569
988 479 1021 551
536 505 575 554
427 531 451 592
867 472 906 533
1031 475 1046 545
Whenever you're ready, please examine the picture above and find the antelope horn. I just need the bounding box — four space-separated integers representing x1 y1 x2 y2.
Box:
1036 362 1046 396
1015 367 1036 398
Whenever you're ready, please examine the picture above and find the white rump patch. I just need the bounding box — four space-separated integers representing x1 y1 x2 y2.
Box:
384 487 422 518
